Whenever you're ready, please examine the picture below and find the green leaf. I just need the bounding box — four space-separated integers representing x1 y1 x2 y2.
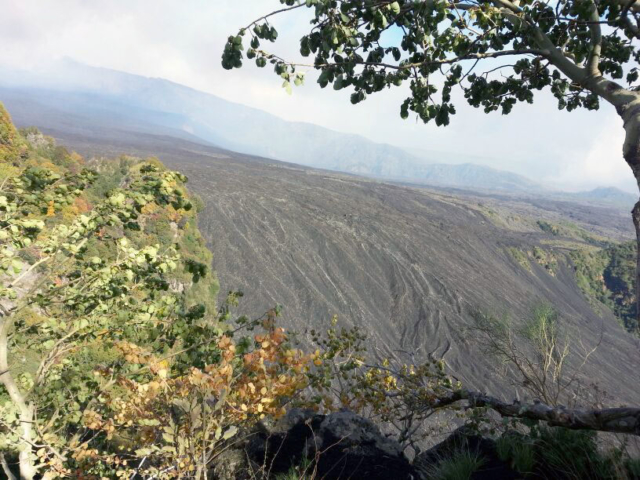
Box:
222 426 238 440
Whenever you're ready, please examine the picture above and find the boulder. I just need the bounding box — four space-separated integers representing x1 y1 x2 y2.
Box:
209 447 252 480
246 409 415 479
413 426 520 480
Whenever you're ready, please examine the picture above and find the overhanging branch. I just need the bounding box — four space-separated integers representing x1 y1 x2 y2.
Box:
433 390 640 436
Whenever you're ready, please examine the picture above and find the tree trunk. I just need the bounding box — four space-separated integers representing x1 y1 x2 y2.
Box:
17 406 36 480
619 95 640 332
633 201 640 332
433 390 640 435
0 453 17 480
0 317 37 480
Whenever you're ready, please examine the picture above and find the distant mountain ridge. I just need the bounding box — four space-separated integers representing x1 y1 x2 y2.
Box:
571 187 637 208
0 60 545 193
0 60 634 203
399 163 542 192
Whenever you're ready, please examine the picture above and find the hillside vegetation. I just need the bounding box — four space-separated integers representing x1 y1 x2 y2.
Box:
571 241 637 333
0 105 228 477
6 93 638 403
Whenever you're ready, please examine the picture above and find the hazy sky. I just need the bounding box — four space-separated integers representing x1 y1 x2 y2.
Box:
0 0 635 192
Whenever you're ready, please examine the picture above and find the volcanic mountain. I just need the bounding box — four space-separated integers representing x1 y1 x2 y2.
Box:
1 75 638 404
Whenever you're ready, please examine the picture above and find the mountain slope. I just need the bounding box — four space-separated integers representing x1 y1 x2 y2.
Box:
0 61 543 193
399 163 541 191
570 187 637 209
12 105 638 405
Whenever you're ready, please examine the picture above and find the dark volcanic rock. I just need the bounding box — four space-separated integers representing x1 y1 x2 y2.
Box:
247 409 415 480
414 426 520 480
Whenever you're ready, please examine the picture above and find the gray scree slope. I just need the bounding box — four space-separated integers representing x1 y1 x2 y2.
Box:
4 103 639 405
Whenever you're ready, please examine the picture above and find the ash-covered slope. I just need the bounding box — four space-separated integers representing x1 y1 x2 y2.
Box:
20 117 639 405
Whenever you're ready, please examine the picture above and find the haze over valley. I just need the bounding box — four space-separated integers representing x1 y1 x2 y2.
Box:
1 60 636 208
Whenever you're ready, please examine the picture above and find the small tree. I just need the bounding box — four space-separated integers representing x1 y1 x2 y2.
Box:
470 303 600 407
78 310 314 478
223 0 640 326
0 107 217 478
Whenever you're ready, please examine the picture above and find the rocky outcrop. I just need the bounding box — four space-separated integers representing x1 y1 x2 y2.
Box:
413 426 519 480
248 409 415 479
210 409 415 479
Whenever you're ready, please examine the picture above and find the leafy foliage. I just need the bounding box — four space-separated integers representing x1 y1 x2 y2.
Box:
0 104 27 163
0 106 221 477
571 241 637 333
223 0 639 125
75 309 314 477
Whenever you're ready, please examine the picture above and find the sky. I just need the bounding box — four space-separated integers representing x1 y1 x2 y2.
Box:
0 0 635 193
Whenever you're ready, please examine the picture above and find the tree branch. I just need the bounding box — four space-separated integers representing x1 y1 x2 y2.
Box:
241 4 305 34
0 453 16 480
434 390 640 435
586 0 603 76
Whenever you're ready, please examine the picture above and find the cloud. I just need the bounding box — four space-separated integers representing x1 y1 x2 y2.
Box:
549 113 636 192
0 0 634 192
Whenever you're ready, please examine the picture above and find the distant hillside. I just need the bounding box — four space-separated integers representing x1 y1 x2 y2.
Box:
400 163 541 192
0 60 543 193
569 187 637 209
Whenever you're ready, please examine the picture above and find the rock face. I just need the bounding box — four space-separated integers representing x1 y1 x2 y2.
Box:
209 447 252 480
414 426 519 480
244 409 415 479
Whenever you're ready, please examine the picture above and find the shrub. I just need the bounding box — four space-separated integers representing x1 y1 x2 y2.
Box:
511 440 536 475
429 450 486 480
536 427 615 480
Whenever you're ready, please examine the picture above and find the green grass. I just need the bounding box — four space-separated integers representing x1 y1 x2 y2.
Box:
275 456 314 480
506 247 532 272
537 427 615 480
625 458 640 478
429 450 486 480
496 435 512 462
511 441 535 475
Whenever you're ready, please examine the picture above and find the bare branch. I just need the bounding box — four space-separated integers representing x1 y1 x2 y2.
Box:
434 390 640 436
241 4 305 33
0 453 16 480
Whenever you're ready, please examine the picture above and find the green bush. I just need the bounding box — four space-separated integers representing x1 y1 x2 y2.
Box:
430 450 486 480
537 220 560 236
571 242 637 333
537 427 614 480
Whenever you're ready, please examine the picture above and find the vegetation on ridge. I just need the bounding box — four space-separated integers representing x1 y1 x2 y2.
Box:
571 241 637 333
